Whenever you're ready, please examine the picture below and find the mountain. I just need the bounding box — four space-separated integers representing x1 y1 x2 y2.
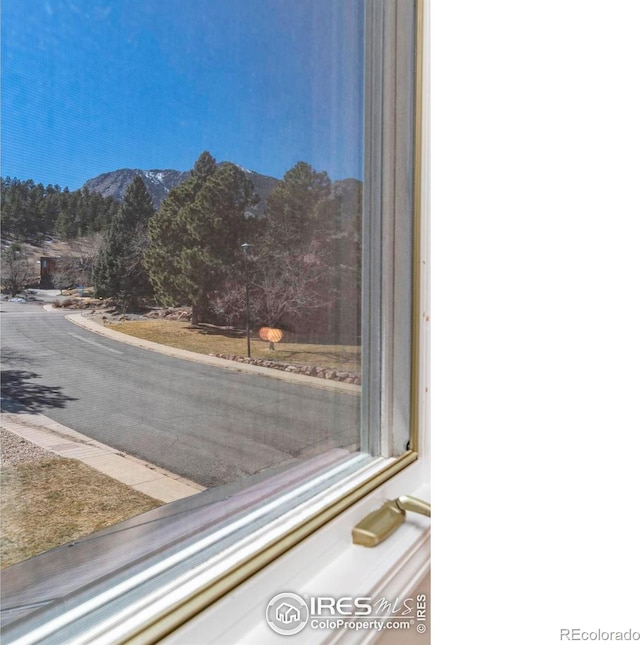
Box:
82 169 190 210
82 165 362 225
82 165 279 215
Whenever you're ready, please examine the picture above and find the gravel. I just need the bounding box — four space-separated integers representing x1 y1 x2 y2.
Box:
1 428 59 467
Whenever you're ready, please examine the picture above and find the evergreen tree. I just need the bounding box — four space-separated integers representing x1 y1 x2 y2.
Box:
1 177 117 242
191 150 217 179
145 152 258 324
263 162 332 252
1 178 46 241
244 162 340 337
93 176 155 308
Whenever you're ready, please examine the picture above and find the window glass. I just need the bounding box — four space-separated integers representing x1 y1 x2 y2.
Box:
1 0 417 638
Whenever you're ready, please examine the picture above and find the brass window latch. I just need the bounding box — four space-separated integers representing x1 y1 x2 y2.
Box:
352 496 431 547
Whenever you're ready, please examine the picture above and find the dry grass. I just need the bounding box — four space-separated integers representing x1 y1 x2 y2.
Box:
109 320 361 374
1 458 161 568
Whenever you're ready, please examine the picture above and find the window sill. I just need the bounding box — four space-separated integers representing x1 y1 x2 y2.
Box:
3 451 422 645
160 458 430 644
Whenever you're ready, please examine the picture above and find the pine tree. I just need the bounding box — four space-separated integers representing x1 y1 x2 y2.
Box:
93 176 155 308
263 161 332 252
247 162 340 337
145 152 258 324
1 178 117 242
191 150 216 179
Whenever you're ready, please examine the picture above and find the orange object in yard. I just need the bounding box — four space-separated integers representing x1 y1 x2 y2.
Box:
259 327 284 343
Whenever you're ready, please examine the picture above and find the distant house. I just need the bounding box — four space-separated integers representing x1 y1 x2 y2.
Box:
39 256 60 288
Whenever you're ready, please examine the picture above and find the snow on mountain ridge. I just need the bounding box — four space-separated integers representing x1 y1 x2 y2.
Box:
82 164 279 214
144 171 166 183
82 164 361 223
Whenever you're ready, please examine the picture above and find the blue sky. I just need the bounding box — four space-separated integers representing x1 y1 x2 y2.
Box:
1 0 364 189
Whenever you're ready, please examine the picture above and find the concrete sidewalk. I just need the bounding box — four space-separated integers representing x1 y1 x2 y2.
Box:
64 312 361 395
1 412 205 503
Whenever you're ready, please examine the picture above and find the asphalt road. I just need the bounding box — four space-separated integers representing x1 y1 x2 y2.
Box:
0 301 360 487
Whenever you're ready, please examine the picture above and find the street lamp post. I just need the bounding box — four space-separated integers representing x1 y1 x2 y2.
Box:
241 243 251 357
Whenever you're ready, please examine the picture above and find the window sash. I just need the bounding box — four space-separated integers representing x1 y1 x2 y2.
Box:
362 0 417 457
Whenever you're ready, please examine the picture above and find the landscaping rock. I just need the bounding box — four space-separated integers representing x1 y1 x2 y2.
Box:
1 428 59 466
202 352 359 385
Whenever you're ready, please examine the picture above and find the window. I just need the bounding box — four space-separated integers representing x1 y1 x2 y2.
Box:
0 1 428 642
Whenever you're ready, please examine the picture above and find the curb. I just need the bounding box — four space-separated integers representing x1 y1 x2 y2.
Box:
1 412 205 503
64 313 361 396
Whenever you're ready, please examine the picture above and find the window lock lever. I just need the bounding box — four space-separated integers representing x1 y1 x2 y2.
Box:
352 496 430 547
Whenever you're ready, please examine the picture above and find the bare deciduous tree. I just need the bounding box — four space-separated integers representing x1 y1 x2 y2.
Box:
252 248 332 328
1 244 34 296
218 241 334 348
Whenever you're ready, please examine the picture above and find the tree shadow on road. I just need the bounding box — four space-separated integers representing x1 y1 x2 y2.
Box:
1 348 36 368
1 370 77 413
